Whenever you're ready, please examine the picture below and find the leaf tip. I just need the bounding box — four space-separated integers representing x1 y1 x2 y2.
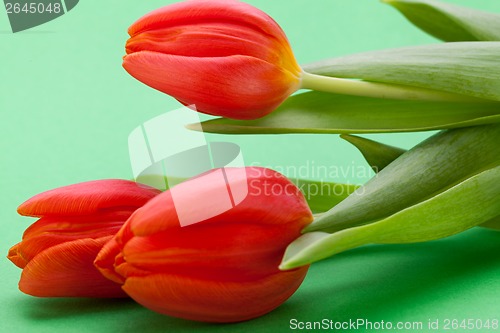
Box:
185 122 204 132
279 259 303 271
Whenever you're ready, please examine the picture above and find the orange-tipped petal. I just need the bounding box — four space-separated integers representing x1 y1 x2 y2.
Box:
19 236 126 298
123 0 301 120
18 180 160 217
122 266 308 323
123 52 299 120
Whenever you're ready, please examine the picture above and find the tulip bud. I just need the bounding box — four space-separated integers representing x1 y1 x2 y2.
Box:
123 0 302 120
95 167 312 322
8 180 160 297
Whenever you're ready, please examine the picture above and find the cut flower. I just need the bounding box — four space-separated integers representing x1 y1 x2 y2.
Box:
95 167 312 322
123 0 302 120
8 179 160 297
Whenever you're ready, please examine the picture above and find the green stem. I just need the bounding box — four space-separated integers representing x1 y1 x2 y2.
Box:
300 71 480 102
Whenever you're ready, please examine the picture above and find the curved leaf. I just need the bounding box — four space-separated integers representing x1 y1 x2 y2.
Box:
303 42 500 102
384 0 500 42
305 124 500 233
340 134 499 231
281 165 500 269
190 91 500 135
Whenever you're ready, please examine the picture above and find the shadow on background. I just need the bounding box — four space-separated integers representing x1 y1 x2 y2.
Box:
16 298 137 320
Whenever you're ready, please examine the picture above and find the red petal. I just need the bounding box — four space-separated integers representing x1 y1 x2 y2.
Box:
19 236 126 298
123 52 299 120
95 167 312 290
94 236 126 285
22 212 129 239
13 214 127 267
121 223 296 282
18 179 160 217
122 266 308 322
107 167 311 282
126 22 282 62
129 167 312 237
128 0 289 47
8 243 26 268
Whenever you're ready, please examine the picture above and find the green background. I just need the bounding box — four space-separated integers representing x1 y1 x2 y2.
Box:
1 1 499 332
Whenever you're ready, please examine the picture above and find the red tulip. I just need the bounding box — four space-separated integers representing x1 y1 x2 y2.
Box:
8 179 161 298
123 0 302 120
95 167 312 322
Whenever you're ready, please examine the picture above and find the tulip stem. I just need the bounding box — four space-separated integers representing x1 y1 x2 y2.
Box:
299 71 481 102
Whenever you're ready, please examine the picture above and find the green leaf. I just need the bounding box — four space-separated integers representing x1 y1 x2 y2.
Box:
339 134 498 231
190 91 500 135
384 0 500 42
304 42 500 102
294 178 358 214
340 134 406 172
304 124 500 233
281 165 500 270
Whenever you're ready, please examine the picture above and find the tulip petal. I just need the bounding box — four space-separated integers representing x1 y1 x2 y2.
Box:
122 266 308 323
94 236 127 285
126 23 283 64
128 167 312 237
128 0 289 47
8 243 26 268
19 236 126 297
22 212 129 239
122 52 300 120
12 215 126 267
120 223 292 281
18 179 160 217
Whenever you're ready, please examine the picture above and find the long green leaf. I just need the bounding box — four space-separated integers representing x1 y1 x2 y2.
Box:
281 166 500 269
305 124 500 233
304 42 500 101
190 91 500 135
384 0 500 42
340 134 499 231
